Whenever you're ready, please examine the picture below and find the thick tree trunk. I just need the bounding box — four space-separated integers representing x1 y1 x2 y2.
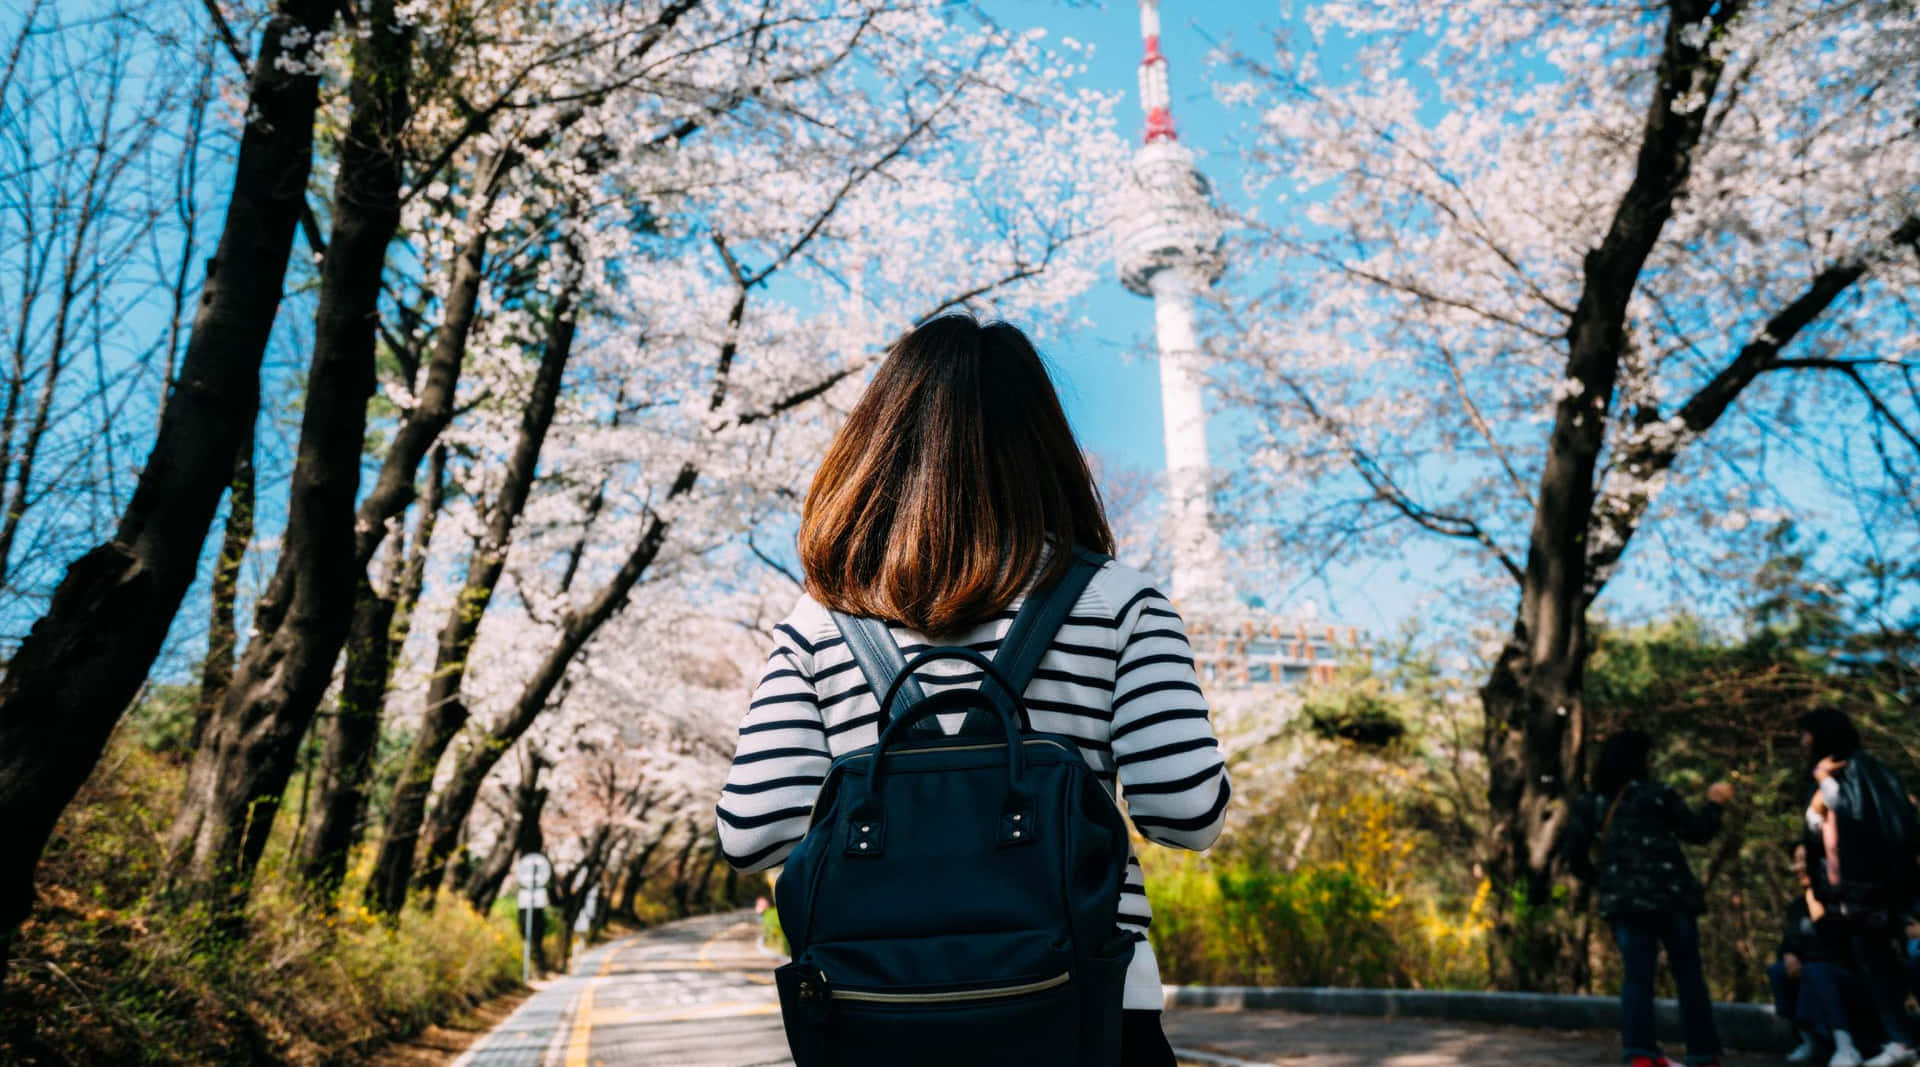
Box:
1479 0 1734 990
293 581 397 893
462 828 516 914
167 0 413 904
688 839 720 910
190 425 256 753
468 759 548 913
555 826 614 956
369 276 580 914
668 821 703 918
0 0 336 945
295 445 445 892
617 822 673 918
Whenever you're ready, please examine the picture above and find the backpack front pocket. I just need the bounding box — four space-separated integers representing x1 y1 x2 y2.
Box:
777 961 1079 1067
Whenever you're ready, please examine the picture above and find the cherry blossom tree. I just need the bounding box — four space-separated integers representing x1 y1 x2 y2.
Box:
1211 0 1919 986
326 4 1123 912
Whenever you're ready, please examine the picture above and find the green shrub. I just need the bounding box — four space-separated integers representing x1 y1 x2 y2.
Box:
0 738 521 1065
761 906 788 956
1146 851 1402 987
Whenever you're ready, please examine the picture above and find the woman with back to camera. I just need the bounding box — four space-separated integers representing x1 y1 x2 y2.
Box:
716 314 1232 1065
1563 729 1734 1067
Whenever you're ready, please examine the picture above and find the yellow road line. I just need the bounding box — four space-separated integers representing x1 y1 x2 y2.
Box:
563 981 597 1067
563 921 772 1064
695 921 753 967
696 921 776 984
561 937 629 1067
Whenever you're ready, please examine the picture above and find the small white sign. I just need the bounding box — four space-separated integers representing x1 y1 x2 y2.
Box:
572 886 599 932
515 852 552 889
518 887 549 910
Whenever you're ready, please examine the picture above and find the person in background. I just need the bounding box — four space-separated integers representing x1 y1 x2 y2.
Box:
1798 710 1920 1067
1770 841 1866 1066
1904 911 1920 1015
1563 729 1733 1067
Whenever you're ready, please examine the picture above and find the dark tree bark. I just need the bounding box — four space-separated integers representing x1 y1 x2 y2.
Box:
688 837 720 910
0 0 337 945
462 826 516 915
294 581 397 892
466 754 548 913
617 820 674 918
553 823 615 967
166 0 413 903
190 426 256 754
295 444 446 892
1479 0 1741 988
668 820 701 918
368 270 581 914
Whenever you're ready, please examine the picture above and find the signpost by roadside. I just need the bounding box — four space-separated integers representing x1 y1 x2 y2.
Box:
515 852 552 983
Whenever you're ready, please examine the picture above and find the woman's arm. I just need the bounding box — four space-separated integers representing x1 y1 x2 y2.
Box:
717 626 831 872
1659 783 1724 845
1108 583 1230 851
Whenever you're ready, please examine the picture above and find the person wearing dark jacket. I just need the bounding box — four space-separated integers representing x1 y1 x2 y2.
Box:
1770 841 1865 1066
1564 730 1731 1067
1797 710 1920 1067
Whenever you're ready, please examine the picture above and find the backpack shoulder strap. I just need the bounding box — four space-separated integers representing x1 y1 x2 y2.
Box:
829 611 926 726
993 547 1109 704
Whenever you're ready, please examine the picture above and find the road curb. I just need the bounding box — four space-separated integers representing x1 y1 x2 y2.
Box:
1170 1047 1268 1067
1163 986 1793 1052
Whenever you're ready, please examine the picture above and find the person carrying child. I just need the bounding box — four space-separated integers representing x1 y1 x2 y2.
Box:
1797 710 1920 1067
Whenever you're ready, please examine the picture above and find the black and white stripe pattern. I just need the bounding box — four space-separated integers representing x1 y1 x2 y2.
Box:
717 557 1230 1008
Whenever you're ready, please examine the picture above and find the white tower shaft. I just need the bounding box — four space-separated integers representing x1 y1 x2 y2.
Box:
1150 271 1227 607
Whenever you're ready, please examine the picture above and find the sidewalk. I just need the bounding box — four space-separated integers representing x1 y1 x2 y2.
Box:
1164 1008 1793 1067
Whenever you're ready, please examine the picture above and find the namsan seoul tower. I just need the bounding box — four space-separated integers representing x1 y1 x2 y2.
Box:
1115 0 1230 610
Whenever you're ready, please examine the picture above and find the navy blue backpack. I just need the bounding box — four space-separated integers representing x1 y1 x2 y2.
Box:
772 550 1134 1066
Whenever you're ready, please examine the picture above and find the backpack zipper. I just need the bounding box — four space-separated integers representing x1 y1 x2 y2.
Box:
819 969 1071 1005
848 738 1076 762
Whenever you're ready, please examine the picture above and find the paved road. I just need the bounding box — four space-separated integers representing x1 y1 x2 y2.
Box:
455 911 1786 1066
453 911 785 1067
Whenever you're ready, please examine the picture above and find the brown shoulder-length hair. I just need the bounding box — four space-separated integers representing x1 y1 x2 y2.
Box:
798 314 1114 634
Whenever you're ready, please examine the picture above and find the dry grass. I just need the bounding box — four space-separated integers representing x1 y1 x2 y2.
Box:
0 739 522 1065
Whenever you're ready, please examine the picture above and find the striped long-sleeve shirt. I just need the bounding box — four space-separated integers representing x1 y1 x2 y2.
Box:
717 556 1230 1009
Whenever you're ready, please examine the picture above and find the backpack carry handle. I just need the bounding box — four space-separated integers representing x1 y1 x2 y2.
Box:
871 647 1027 783
846 647 1037 856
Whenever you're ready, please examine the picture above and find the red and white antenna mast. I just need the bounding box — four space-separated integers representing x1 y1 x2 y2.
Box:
1137 0 1178 143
